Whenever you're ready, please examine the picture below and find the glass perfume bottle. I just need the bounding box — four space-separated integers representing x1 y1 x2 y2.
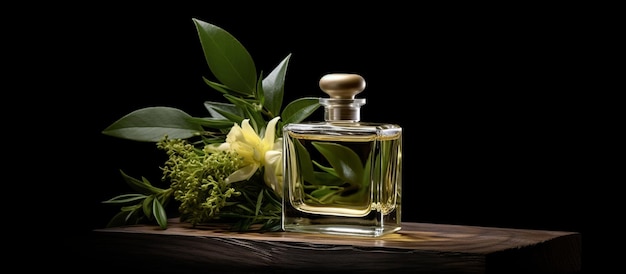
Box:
282 73 402 237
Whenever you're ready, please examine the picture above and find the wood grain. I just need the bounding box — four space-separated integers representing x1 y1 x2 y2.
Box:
86 219 581 273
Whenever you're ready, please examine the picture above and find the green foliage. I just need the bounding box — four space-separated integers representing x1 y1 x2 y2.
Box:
101 19 318 145
194 19 257 96
279 97 321 127
101 19 319 231
102 107 203 142
312 142 364 185
102 170 173 229
292 139 371 205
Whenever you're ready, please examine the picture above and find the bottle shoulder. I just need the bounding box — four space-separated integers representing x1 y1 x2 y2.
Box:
283 121 402 137
285 121 401 129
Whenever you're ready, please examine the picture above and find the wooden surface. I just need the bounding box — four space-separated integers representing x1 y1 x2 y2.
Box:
87 218 581 273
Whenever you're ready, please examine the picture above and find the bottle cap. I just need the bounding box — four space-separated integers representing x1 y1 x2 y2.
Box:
319 73 366 122
319 73 366 99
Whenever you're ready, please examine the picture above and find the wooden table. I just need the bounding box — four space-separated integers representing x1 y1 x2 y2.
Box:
87 218 581 273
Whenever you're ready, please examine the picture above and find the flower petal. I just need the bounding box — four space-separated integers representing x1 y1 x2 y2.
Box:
264 148 283 196
225 164 259 184
262 117 281 146
207 142 230 152
240 119 261 145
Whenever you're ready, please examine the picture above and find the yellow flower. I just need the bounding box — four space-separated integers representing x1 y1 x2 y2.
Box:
264 138 283 196
215 117 281 185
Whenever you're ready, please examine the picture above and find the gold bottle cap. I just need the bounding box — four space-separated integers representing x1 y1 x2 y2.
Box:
318 73 366 122
319 73 366 99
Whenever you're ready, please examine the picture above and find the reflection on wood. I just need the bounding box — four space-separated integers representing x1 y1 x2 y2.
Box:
87 218 581 273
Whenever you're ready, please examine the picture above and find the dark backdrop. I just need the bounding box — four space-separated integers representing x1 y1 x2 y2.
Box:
46 3 604 272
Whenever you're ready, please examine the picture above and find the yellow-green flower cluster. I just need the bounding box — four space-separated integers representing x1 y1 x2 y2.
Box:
158 137 243 226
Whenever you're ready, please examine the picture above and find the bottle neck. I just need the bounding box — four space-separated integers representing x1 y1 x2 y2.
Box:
319 98 366 122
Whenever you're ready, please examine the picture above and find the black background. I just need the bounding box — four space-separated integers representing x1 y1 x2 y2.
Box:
30 2 615 272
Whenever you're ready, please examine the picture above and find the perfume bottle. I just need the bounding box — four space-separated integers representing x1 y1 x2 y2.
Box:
282 73 402 237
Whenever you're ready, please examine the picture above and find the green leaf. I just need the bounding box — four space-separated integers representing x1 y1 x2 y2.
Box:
289 138 345 186
255 190 264 216
236 204 255 214
312 142 364 185
119 170 165 195
313 161 339 177
223 94 259 113
153 198 168 229
223 94 263 123
118 204 143 224
291 139 330 185
142 195 154 218
312 171 345 186
203 101 244 119
120 204 142 212
193 18 257 95
187 117 235 129
310 186 340 201
102 107 203 142
262 54 291 116
202 77 247 96
281 97 320 125
255 71 265 106
102 193 148 204
263 188 281 206
287 138 315 181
